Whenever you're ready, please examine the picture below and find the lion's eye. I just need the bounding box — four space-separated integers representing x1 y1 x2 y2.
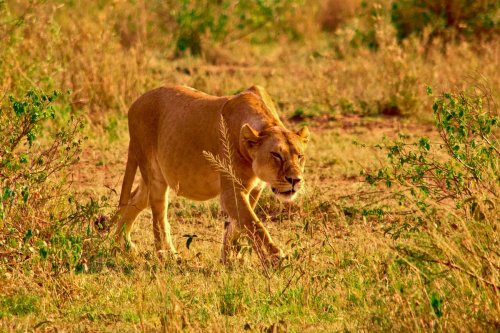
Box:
298 154 304 160
271 152 282 161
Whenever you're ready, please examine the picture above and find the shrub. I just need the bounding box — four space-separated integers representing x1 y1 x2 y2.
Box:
0 90 82 221
170 0 302 57
363 88 499 326
365 88 498 218
391 0 500 44
0 89 108 274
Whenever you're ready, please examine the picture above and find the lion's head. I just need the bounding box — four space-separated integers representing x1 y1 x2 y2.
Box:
240 124 310 202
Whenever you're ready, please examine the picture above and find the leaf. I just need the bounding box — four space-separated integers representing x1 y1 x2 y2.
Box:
27 131 36 147
183 234 198 250
39 246 48 260
418 137 429 151
23 229 33 243
426 86 433 96
3 187 14 200
430 292 443 318
22 188 29 203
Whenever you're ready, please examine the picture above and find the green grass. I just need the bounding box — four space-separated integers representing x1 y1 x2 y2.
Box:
0 292 39 318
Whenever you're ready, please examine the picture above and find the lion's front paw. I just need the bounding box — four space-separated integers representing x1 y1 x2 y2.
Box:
269 248 287 268
125 241 138 253
157 250 181 263
112 240 139 260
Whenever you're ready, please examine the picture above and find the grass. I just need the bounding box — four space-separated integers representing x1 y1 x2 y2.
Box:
1 0 499 331
3 115 496 331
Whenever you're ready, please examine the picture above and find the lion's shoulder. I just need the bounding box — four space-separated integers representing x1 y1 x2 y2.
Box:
221 86 283 129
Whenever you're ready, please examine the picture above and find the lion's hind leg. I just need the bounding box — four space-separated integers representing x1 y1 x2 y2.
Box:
112 178 149 251
149 180 178 260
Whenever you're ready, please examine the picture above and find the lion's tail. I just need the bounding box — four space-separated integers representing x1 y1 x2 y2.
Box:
118 146 138 207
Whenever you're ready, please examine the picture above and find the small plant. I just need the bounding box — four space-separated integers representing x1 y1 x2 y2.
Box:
218 278 245 316
203 116 244 190
0 292 39 317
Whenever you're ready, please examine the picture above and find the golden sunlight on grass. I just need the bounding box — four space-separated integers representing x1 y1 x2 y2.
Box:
1 0 498 331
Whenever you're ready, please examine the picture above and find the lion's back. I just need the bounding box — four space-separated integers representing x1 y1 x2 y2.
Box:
126 86 229 199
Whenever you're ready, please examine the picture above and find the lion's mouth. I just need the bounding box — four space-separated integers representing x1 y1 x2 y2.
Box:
271 187 296 196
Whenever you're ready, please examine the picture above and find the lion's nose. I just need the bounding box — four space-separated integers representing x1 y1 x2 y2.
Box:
285 176 302 186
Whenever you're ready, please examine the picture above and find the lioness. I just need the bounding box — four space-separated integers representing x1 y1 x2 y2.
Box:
111 85 309 264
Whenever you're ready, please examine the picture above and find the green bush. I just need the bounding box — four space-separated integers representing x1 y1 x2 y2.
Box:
366 88 498 217
0 90 82 221
0 89 109 274
170 0 301 57
329 1 498 52
391 0 499 43
363 88 499 326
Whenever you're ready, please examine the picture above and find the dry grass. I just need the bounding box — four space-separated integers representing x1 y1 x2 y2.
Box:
1 1 499 331
319 0 360 32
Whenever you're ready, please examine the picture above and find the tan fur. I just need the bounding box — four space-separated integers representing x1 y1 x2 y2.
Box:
111 85 309 264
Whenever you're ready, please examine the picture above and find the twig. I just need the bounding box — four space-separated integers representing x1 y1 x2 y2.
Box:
424 257 500 291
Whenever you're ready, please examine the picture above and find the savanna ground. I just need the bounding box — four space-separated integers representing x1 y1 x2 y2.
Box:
0 1 499 332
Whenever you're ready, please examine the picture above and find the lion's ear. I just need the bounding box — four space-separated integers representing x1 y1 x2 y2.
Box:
240 123 261 148
296 126 310 143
